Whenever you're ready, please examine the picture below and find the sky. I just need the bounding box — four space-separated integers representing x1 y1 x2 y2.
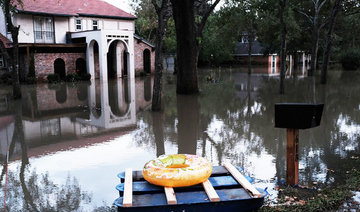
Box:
104 0 133 14
104 0 225 15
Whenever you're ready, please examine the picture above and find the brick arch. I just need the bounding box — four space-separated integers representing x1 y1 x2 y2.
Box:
54 58 66 80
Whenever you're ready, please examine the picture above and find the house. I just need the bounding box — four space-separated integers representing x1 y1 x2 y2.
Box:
0 0 155 81
233 37 280 75
233 34 311 75
0 33 11 73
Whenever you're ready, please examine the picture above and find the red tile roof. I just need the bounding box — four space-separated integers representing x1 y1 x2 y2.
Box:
15 0 136 19
0 33 12 48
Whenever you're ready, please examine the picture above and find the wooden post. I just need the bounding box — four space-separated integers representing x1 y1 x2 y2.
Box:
286 128 299 186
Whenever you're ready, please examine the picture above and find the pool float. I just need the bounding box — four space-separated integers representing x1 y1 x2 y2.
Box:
143 154 212 187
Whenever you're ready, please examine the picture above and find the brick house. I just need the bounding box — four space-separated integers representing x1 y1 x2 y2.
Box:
0 0 155 81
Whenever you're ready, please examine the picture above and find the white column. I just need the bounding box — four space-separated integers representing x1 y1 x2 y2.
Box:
100 81 110 128
116 42 123 78
86 41 95 80
302 52 306 75
99 33 108 82
128 33 135 78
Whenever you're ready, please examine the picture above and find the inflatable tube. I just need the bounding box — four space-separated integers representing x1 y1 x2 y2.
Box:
143 154 212 187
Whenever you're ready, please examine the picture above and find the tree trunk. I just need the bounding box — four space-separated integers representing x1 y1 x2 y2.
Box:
279 0 287 94
309 22 319 76
4 0 22 99
171 0 199 94
151 0 171 111
247 35 253 75
321 0 341 84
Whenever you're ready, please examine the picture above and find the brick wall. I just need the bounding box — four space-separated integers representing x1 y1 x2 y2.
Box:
134 40 155 76
34 53 86 81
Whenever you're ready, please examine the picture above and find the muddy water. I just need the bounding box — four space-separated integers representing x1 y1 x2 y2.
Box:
0 67 359 211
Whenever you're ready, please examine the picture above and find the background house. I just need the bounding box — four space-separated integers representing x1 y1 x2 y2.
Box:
0 0 155 81
233 36 280 75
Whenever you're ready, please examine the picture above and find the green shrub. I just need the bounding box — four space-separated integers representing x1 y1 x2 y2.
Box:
79 73 91 81
65 73 80 82
0 72 12 84
25 77 37 84
47 74 60 83
340 49 360 70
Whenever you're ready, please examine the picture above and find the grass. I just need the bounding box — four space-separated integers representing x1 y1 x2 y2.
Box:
260 163 360 211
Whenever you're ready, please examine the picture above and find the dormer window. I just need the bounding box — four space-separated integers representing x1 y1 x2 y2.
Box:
34 16 54 43
241 35 248 43
75 19 82 31
92 20 98 30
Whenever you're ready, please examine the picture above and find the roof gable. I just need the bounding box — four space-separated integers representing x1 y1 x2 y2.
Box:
15 0 136 19
0 33 12 48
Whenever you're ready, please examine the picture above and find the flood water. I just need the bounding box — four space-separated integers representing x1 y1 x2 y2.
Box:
0 67 360 211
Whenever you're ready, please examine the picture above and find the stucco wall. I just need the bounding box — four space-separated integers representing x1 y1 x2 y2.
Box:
34 52 86 80
69 17 134 32
0 10 8 38
54 16 69 43
14 14 135 44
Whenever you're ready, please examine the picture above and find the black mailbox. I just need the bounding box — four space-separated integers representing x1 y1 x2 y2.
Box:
275 103 324 129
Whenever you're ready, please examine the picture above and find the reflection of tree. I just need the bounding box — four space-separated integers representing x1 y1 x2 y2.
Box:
177 95 200 155
135 70 360 186
152 111 165 157
1 100 92 212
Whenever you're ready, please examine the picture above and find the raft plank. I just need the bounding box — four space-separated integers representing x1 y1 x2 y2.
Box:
114 187 267 211
202 180 220 202
116 175 252 195
123 168 133 207
164 187 177 205
224 163 262 198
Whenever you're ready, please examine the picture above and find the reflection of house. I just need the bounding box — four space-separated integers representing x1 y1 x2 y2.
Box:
0 33 11 73
4 78 152 160
0 0 155 81
234 35 311 76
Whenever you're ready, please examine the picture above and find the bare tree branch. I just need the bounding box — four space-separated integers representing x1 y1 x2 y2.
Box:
294 9 314 24
196 0 221 37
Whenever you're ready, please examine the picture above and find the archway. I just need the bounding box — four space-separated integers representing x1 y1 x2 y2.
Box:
144 76 151 101
89 40 100 79
54 58 66 80
77 83 88 101
108 80 130 117
123 50 128 77
143 49 151 74
76 58 87 76
107 41 117 79
56 84 67 103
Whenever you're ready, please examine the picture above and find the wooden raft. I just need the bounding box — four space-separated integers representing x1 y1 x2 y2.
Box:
120 163 262 208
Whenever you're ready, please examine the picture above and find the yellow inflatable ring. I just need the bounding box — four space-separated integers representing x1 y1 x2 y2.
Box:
143 154 212 187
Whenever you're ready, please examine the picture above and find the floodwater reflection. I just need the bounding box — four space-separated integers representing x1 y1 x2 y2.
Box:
0 69 360 210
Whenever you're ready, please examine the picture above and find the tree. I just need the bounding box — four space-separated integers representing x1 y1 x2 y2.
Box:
0 0 22 99
296 0 328 76
170 0 220 94
151 0 172 111
321 0 342 84
130 0 158 43
279 0 287 94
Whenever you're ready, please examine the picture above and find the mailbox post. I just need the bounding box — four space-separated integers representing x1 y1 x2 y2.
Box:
275 103 324 186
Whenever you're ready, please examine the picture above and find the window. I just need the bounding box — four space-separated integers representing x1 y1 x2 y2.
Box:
34 16 54 43
92 20 98 30
0 55 5 68
75 19 82 31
